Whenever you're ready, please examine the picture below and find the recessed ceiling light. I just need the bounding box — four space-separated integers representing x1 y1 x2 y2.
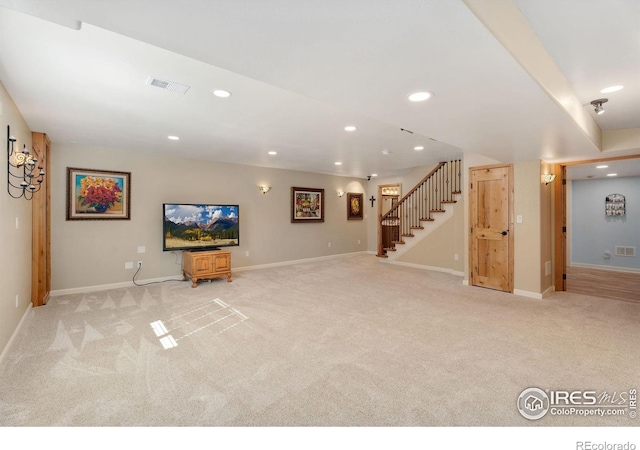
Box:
335 161 342 166
268 151 277 155
408 91 433 102
168 136 180 140
607 173 618 177
344 126 357 132
382 150 390 155
212 89 231 98
414 146 424 151
596 165 608 169
371 173 378 177
600 85 624 94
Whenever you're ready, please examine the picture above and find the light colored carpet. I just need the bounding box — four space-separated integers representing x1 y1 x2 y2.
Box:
0 254 638 427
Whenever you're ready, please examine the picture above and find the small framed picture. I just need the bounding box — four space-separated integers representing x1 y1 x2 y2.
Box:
67 167 131 220
347 192 364 220
291 187 324 223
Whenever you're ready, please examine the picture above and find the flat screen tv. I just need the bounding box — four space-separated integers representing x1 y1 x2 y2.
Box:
163 203 239 252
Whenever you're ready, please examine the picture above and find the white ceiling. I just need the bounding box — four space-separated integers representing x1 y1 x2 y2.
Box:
0 0 639 179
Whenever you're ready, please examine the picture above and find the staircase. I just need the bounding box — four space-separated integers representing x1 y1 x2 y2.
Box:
377 160 462 259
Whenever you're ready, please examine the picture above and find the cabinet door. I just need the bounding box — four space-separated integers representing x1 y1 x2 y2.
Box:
194 256 213 274
214 254 230 271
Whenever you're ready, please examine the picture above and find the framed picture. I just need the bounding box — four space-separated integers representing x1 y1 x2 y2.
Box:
291 187 324 223
67 167 131 220
347 192 364 220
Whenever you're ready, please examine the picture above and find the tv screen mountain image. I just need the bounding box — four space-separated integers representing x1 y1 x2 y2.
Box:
163 203 240 251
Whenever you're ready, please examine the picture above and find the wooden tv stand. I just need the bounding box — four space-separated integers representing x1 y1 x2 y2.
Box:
182 249 232 288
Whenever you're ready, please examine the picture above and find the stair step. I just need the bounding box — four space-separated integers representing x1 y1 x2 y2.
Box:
452 190 462 194
442 200 457 204
383 247 396 252
430 209 445 213
391 240 405 245
401 233 415 238
376 253 389 258
410 226 425 230
420 218 434 222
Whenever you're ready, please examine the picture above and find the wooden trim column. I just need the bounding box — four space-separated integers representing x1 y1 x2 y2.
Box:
31 132 51 307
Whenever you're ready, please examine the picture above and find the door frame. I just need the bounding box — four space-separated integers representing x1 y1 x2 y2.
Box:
376 183 401 256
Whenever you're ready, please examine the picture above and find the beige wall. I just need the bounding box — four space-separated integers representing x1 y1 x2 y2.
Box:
513 160 543 294
396 200 465 273
0 82 34 355
51 144 369 291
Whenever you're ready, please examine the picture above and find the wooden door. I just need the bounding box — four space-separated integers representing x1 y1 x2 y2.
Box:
31 132 51 307
469 164 513 292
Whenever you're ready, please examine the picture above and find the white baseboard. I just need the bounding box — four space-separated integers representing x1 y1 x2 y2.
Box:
570 262 640 274
384 260 464 277
0 303 32 366
513 289 543 300
51 251 370 296
233 251 368 273
50 275 185 296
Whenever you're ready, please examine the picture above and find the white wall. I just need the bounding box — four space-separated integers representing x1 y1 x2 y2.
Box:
51 144 369 292
0 82 34 356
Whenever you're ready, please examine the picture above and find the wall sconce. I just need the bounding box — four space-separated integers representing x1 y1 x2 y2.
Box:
7 125 45 200
542 173 556 185
258 185 271 194
337 190 345 197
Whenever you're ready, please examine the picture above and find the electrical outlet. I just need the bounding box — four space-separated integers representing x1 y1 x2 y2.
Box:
245 251 250 257
125 262 133 270
328 242 331 248
357 240 361 245
454 254 459 261
137 261 143 268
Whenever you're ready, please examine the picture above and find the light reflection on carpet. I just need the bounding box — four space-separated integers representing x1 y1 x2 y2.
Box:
149 298 248 349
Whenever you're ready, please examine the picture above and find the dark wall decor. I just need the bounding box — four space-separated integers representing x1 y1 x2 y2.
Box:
605 193 625 217
347 192 363 220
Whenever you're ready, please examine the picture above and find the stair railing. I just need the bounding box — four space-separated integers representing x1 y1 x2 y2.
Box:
377 160 461 257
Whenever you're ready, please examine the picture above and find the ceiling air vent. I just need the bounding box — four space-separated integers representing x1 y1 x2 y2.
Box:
146 76 190 94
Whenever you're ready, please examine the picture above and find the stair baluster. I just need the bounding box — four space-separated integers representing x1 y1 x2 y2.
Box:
377 160 461 257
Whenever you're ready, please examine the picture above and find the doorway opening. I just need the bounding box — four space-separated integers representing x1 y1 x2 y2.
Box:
553 154 640 302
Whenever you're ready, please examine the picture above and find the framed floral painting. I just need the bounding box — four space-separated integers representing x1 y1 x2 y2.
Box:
66 168 131 220
291 187 324 223
347 192 364 220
